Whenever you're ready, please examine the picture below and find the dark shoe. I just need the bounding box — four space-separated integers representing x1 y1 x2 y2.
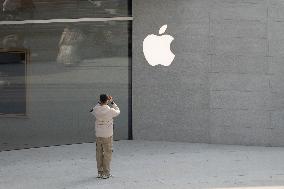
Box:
102 174 110 179
96 172 103 178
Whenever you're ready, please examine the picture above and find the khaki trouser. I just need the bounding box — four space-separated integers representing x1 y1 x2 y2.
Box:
96 136 113 176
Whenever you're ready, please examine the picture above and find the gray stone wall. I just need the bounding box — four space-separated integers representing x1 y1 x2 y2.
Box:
133 0 284 146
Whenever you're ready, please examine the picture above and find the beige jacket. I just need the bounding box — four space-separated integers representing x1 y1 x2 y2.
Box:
91 102 120 138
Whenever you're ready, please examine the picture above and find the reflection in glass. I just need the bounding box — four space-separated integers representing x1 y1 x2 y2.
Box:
2 0 35 20
0 0 131 150
57 25 84 66
2 34 24 48
0 20 130 142
0 0 130 21
0 50 27 115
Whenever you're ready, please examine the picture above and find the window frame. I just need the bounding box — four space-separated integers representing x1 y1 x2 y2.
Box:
0 48 29 118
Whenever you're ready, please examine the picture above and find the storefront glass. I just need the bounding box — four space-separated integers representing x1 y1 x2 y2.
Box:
0 0 132 150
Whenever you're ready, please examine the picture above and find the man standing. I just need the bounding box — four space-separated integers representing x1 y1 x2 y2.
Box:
90 94 120 179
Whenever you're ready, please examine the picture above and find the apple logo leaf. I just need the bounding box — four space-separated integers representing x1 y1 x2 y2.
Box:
159 25 168 35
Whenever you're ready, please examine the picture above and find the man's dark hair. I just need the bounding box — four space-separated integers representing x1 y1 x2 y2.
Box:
100 94 109 103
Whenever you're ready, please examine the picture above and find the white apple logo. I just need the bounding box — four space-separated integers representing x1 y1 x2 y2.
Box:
143 25 175 67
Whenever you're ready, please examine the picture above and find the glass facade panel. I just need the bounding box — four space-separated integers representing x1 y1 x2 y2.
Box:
0 0 132 150
0 0 130 20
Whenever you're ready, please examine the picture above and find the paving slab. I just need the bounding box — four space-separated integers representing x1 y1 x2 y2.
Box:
1 140 284 189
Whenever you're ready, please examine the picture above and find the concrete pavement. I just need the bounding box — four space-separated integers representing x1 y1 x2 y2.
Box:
1 140 284 189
